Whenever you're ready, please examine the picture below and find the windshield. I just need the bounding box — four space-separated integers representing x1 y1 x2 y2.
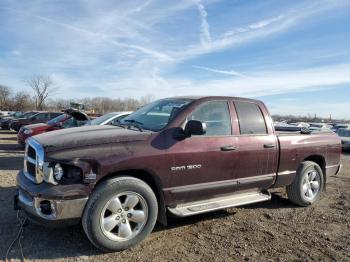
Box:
47 114 67 126
337 129 350 137
121 98 193 131
90 112 118 125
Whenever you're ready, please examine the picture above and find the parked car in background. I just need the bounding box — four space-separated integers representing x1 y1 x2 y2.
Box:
274 122 310 133
1 111 38 130
289 122 310 128
0 111 15 118
308 123 332 132
85 111 132 126
336 128 350 151
10 112 62 132
332 124 349 133
17 109 90 146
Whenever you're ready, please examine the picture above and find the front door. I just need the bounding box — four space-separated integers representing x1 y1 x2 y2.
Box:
165 100 239 203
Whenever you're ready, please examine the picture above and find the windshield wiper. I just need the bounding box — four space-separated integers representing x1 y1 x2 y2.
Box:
124 119 144 132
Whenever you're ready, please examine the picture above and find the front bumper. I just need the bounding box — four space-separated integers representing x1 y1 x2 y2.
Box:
10 123 21 132
1 121 10 129
15 170 89 225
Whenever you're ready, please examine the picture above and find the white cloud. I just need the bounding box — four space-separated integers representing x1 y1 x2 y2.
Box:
11 49 22 56
180 63 350 98
170 1 348 61
194 0 211 45
249 15 284 29
193 65 245 77
60 63 350 104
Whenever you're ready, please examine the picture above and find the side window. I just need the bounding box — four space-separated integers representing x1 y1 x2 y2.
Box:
34 113 46 120
188 101 231 136
234 101 267 135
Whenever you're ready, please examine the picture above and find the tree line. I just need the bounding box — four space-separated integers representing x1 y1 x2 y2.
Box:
0 75 155 114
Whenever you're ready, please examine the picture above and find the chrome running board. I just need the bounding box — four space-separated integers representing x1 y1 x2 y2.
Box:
168 190 271 217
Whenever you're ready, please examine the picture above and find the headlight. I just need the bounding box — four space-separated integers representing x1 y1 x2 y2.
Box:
23 129 32 135
53 163 64 181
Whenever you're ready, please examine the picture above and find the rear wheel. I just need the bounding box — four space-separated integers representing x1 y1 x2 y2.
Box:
82 176 158 252
287 161 324 206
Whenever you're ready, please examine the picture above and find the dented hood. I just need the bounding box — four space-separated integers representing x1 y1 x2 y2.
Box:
33 125 153 152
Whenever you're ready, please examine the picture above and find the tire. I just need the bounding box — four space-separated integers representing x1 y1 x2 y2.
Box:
82 176 158 252
287 161 324 207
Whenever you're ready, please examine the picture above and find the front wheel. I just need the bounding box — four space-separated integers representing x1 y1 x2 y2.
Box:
287 161 324 207
82 176 158 252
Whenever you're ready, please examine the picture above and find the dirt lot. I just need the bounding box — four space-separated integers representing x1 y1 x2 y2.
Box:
0 129 349 262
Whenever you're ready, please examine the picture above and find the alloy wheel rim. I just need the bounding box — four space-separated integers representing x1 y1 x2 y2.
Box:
100 191 148 241
302 169 321 201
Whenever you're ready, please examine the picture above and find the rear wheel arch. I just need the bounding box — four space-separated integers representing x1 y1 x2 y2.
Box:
94 169 167 225
287 160 324 206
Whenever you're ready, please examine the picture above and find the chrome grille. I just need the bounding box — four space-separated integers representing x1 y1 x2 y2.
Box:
24 138 45 183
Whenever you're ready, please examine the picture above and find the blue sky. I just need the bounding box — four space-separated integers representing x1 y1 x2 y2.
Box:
1 0 350 118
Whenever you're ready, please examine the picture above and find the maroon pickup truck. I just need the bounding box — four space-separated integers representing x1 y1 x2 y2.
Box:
15 96 341 252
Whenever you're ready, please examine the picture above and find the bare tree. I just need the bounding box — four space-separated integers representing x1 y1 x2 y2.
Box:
12 91 34 111
26 75 57 110
0 85 11 110
48 98 70 111
140 94 156 106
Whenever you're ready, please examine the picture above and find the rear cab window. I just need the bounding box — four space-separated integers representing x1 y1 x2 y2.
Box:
234 101 267 135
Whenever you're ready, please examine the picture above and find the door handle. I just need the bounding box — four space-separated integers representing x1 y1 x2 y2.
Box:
220 145 237 151
264 144 275 148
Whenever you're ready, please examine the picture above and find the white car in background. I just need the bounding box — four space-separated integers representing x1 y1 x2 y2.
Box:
87 111 132 126
336 128 350 151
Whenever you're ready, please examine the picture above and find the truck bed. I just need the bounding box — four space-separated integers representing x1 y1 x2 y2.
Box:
274 131 341 187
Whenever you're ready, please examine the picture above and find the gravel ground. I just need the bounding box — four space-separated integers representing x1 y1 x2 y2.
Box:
0 129 349 261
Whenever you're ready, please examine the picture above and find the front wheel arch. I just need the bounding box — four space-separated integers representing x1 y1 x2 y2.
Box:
82 176 158 252
93 170 167 226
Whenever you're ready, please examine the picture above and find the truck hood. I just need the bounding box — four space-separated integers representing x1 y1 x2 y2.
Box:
33 125 153 152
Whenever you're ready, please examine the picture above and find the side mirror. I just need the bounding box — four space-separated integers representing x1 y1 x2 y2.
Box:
184 120 206 137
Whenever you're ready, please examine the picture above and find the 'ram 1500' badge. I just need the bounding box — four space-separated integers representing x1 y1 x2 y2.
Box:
171 164 202 172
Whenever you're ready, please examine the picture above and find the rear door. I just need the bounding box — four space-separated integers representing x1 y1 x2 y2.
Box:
232 100 278 190
166 100 239 203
